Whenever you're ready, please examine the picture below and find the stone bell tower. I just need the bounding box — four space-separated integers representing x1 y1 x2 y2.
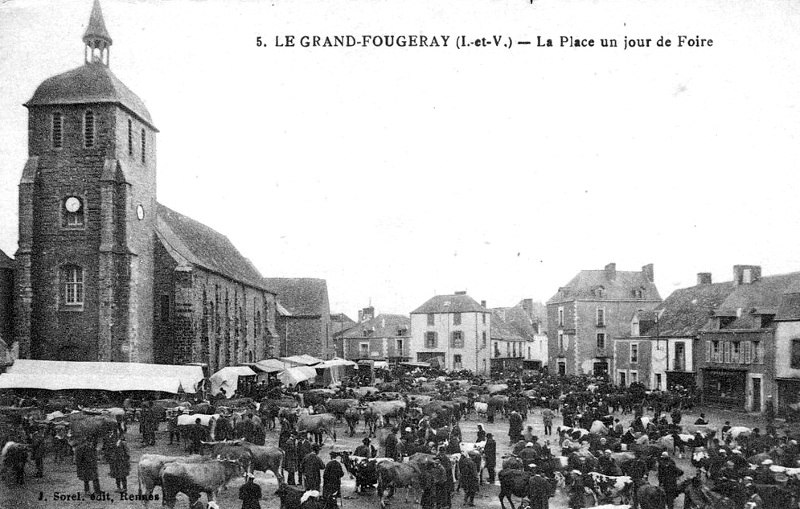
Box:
15 0 158 362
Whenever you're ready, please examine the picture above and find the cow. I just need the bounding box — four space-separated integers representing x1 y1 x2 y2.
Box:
637 483 668 509
473 402 488 418
376 460 423 507
498 469 552 509
587 472 634 505
339 452 393 493
161 458 244 508
137 454 206 504
275 483 322 509
366 401 406 427
353 387 379 398
67 413 121 446
297 414 337 443
501 455 524 471
327 399 359 420
209 441 284 481
1 441 30 485
343 407 361 437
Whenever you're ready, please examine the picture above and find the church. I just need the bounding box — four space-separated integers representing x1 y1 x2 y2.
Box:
2 0 287 371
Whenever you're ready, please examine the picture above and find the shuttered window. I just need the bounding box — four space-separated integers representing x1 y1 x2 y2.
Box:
84 110 95 147
52 112 63 148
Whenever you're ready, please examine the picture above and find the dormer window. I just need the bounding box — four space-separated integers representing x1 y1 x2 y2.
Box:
52 112 63 149
633 288 644 299
84 110 95 148
594 286 605 298
760 314 775 328
719 316 736 329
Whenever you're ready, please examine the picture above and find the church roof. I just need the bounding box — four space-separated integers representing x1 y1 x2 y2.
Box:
83 0 113 45
156 203 270 292
264 278 329 317
25 62 155 129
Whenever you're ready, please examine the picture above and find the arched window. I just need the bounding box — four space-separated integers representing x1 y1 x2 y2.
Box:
61 265 84 306
52 112 63 149
128 119 133 156
84 110 95 148
141 128 146 164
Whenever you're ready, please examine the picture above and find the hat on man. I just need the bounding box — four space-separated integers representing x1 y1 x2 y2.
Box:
526 442 534 447
363 438 370 445
762 459 773 465
661 452 669 458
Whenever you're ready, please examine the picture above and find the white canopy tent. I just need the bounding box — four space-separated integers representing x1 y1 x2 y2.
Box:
278 366 317 386
0 373 182 393
5 359 205 393
316 357 357 385
279 355 323 366
209 366 257 397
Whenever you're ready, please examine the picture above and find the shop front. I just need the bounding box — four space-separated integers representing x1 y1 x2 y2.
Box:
702 368 747 409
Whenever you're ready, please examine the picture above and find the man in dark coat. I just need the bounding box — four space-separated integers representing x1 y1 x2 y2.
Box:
107 436 131 493
657 452 683 508
75 441 102 494
568 470 587 509
484 433 497 484
322 453 345 509
528 472 554 509
30 427 47 478
436 447 454 508
239 472 262 509
297 435 313 486
283 434 299 485
509 411 523 444
385 428 399 460
354 437 376 458
301 445 326 491
458 453 478 506
188 418 206 454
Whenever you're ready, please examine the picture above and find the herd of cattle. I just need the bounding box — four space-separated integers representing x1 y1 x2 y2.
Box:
0 374 798 509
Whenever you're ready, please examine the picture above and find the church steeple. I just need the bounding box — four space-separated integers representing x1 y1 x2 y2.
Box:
83 0 113 66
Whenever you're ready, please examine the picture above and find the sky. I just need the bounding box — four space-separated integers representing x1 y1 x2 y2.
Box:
0 0 799 319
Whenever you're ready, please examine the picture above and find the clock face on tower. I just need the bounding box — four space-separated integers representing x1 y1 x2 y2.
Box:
137 204 145 220
65 196 81 213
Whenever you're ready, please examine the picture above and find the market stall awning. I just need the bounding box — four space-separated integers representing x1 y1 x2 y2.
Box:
317 357 356 369
5 359 205 393
209 366 257 397
0 373 182 393
279 355 323 366
400 361 430 368
278 366 317 386
251 358 288 373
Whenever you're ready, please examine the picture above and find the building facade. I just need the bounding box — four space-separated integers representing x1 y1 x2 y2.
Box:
410 292 490 374
339 313 410 364
10 1 277 368
774 292 800 415
266 278 333 360
696 265 800 413
547 263 661 377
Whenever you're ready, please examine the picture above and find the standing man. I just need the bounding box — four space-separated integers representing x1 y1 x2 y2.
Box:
322 452 345 509
283 433 299 485
483 433 497 484
458 452 478 507
75 441 102 494
508 410 523 444
301 444 326 491
108 435 131 493
542 407 554 436
296 434 313 486
30 427 47 478
355 437 376 458
435 448 454 509
188 418 205 455
657 451 683 509
528 471 554 509
385 428 399 460
239 472 262 509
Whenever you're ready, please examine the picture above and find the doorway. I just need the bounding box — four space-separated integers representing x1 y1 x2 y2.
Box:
752 377 762 412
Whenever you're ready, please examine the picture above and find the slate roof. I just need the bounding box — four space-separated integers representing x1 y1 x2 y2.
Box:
25 63 154 128
155 203 270 291
411 294 487 314
547 268 661 304
648 281 736 337
264 278 329 317
490 309 527 341
340 314 411 339
707 272 800 330
0 249 13 270
776 292 800 322
331 314 357 336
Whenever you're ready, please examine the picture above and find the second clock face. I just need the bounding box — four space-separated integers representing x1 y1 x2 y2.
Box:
65 196 81 213
137 204 144 220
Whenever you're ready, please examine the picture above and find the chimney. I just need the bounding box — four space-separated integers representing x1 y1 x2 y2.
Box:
522 298 534 318
455 290 467 295
733 265 762 286
642 263 654 283
480 300 487 308
605 263 617 281
697 273 712 285
358 306 375 323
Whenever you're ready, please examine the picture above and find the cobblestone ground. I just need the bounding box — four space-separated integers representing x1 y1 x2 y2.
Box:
0 406 770 509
